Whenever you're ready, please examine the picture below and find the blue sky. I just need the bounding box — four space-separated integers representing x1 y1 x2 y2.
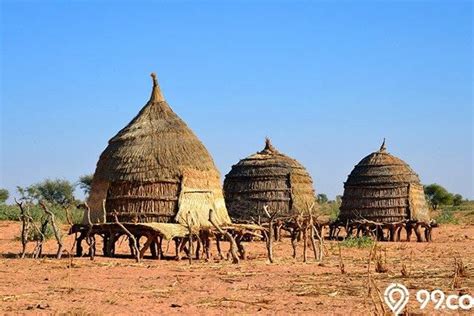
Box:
1 0 473 201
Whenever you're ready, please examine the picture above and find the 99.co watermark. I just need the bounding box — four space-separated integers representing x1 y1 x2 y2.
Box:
384 283 473 314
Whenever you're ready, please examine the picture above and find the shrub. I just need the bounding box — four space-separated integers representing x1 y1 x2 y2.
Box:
340 236 374 248
0 203 83 224
319 200 340 220
0 189 9 204
435 210 459 224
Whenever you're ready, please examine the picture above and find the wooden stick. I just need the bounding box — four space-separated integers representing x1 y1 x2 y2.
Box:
367 241 377 296
263 205 280 263
185 211 194 264
112 211 140 263
209 209 239 264
309 215 319 261
39 201 63 259
338 244 345 274
302 222 308 263
79 202 96 260
33 217 48 258
15 199 30 258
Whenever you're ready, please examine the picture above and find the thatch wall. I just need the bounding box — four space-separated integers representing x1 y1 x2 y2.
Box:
86 74 230 227
339 142 430 223
224 139 316 220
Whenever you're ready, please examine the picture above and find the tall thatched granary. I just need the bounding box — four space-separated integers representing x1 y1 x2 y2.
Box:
339 141 430 223
86 73 231 226
223 138 316 220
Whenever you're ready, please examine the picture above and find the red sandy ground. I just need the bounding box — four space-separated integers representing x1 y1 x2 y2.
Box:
0 221 473 315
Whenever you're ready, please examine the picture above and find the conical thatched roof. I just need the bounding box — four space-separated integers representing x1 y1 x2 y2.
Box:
339 140 430 223
223 138 316 221
86 73 230 226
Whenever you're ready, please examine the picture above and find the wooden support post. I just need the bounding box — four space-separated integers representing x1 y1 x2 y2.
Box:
112 212 140 262
389 225 395 242
235 234 246 260
309 216 319 261
150 240 158 258
215 235 223 260
139 235 154 259
406 223 413 242
291 228 298 259
302 224 308 263
414 223 422 242
77 232 85 257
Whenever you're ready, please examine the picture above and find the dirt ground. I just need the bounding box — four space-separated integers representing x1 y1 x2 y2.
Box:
0 221 472 315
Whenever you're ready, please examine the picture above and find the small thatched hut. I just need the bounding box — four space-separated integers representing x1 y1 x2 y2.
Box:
223 138 316 220
86 73 230 226
339 140 430 223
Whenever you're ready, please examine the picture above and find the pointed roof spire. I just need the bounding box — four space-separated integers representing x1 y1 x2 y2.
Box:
150 72 165 102
260 137 278 154
379 138 387 152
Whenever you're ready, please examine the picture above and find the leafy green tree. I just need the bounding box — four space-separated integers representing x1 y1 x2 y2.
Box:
18 179 75 206
453 194 463 206
335 195 343 204
0 189 9 203
317 193 328 204
424 184 453 210
17 185 40 202
78 174 93 196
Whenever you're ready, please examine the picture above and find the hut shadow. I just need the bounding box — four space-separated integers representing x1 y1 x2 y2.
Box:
0 253 67 259
0 252 183 261
0 252 21 259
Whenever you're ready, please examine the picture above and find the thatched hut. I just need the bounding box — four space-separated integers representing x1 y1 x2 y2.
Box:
86 73 230 226
223 138 316 220
339 140 430 223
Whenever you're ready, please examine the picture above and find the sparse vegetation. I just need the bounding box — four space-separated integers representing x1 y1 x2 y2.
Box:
0 189 9 204
433 200 474 225
0 203 82 224
317 193 328 204
435 209 459 224
17 179 76 206
78 174 93 196
424 183 468 210
318 194 341 220
340 236 374 248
